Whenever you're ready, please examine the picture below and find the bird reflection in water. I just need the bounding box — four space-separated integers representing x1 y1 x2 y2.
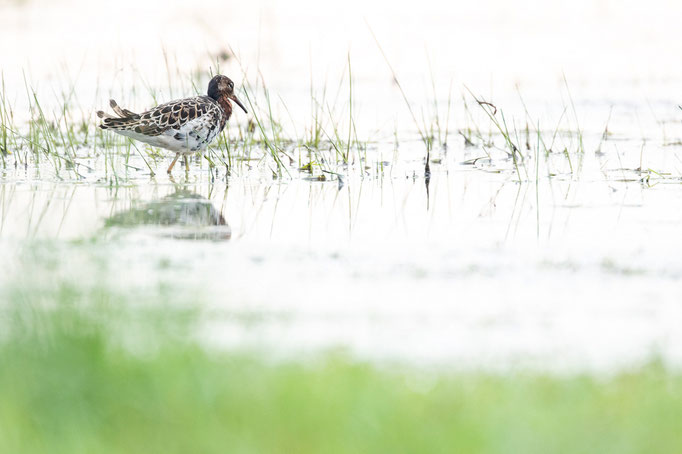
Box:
105 189 230 240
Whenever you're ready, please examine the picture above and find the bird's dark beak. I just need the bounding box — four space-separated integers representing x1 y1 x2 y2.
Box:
230 94 248 114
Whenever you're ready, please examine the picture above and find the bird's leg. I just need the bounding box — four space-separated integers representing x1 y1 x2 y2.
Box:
167 153 180 174
183 155 190 173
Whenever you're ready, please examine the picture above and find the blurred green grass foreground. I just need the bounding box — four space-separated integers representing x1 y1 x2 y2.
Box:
2 287 682 454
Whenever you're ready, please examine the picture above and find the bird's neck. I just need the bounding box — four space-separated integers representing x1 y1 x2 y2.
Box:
216 95 233 121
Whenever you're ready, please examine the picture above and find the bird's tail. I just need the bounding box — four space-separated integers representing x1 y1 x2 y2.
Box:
97 99 141 130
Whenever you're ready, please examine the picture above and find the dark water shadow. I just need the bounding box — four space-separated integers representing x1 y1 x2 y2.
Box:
105 188 231 241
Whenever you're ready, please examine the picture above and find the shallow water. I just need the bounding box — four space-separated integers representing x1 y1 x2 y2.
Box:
2 137 682 372
1 0 682 373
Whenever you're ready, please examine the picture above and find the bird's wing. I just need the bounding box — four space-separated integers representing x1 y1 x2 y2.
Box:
100 96 217 136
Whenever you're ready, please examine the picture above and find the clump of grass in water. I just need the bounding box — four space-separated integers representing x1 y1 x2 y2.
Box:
465 87 527 181
0 74 13 167
463 85 592 183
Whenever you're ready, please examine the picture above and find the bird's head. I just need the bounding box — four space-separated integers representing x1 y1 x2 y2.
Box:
207 75 248 114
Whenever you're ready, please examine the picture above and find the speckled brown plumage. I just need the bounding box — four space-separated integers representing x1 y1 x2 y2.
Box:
100 97 223 137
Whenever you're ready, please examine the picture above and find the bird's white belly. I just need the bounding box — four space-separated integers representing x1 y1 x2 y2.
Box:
116 117 219 154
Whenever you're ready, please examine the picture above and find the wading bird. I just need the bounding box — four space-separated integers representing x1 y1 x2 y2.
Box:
97 75 247 174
